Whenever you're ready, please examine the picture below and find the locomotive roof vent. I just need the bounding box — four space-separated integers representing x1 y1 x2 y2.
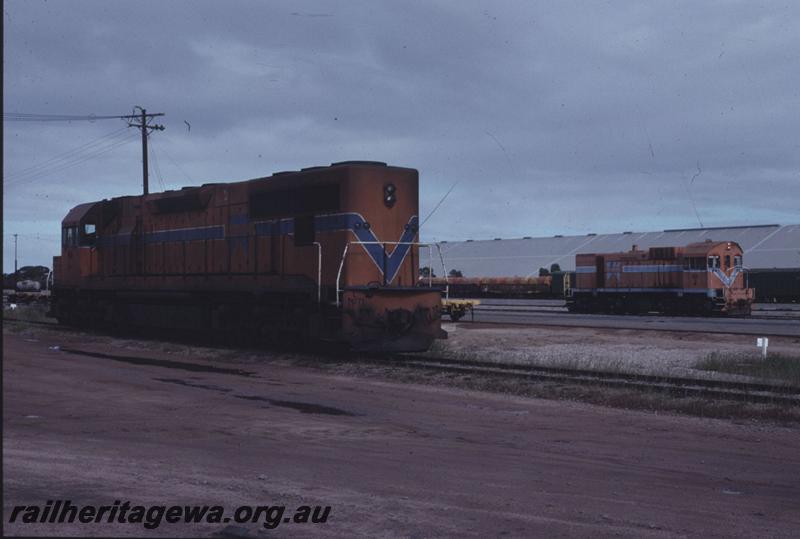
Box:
554 234 563 237
301 166 327 172
623 231 632 234
523 236 532 239
587 233 597 236
272 170 298 176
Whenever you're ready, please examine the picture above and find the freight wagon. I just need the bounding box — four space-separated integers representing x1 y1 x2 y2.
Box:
747 269 800 303
425 273 571 299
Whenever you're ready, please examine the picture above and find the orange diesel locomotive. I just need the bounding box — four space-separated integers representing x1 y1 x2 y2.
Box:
50 161 443 351
567 241 754 315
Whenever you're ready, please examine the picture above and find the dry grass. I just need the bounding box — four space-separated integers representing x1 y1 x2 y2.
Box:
3 303 54 323
695 351 800 386
320 358 800 424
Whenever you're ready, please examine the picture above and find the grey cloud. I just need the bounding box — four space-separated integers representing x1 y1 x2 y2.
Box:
4 0 800 271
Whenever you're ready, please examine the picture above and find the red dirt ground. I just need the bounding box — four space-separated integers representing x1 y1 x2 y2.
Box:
3 329 800 537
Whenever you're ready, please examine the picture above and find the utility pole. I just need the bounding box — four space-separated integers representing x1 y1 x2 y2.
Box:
123 107 165 196
13 234 18 287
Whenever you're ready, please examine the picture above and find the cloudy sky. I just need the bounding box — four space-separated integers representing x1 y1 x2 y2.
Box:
4 1 800 272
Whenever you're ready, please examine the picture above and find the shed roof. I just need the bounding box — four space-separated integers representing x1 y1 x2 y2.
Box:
433 224 800 277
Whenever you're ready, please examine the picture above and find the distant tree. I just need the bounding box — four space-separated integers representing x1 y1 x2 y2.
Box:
550 263 561 273
449 269 463 278
419 266 436 278
538 267 550 277
3 265 50 289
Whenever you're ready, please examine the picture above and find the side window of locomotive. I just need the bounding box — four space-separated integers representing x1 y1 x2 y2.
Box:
687 257 704 269
707 256 720 269
734 255 742 268
294 215 316 246
82 223 97 246
63 226 79 247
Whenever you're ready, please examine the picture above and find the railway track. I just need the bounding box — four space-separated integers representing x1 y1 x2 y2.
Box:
384 353 800 406
6 317 799 406
471 305 800 321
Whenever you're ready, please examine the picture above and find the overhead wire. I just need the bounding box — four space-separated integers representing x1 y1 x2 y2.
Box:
156 132 194 184
149 134 166 192
3 112 128 122
5 126 131 181
419 180 459 230
4 136 138 187
5 130 139 187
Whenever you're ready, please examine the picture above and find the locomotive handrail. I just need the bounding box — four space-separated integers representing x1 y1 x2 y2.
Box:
335 241 436 307
313 242 322 303
435 243 450 301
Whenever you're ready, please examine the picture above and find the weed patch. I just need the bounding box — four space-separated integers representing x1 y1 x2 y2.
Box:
695 351 800 386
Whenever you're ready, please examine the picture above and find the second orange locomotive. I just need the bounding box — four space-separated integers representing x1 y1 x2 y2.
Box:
567 241 754 315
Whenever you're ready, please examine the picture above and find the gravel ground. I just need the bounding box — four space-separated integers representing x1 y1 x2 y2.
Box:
430 322 800 381
5 330 800 537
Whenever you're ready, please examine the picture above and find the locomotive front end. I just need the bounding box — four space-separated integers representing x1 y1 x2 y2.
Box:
341 287 442 352
333 163 443 352
700 241 754 315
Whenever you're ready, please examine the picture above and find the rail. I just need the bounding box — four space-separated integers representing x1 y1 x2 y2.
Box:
335 241 438 307
384 354 800 406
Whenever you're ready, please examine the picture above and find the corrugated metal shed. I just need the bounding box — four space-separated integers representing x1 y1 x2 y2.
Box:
434 224 800 277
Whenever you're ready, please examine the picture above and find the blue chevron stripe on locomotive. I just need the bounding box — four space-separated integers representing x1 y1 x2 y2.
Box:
711 266 742 288
254 212 419 284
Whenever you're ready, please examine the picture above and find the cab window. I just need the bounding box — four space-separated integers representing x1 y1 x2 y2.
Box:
81 223 97 246
62 226 78 247
724 255 731 269
707 255 720 269
734 255 742 268
686 257 705 269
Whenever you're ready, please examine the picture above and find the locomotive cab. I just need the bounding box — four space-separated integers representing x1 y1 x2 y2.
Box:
53 202 102 287
686 240 753 315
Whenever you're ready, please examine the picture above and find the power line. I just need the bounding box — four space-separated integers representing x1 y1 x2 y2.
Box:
5 106 166 195
149 134 166 192
420 180 459 229
157 132 194 184
3 112 132 122
5 126 130 181
5 131 138 186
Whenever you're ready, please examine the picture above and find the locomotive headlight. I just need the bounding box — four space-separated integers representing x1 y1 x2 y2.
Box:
383 184 397 208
